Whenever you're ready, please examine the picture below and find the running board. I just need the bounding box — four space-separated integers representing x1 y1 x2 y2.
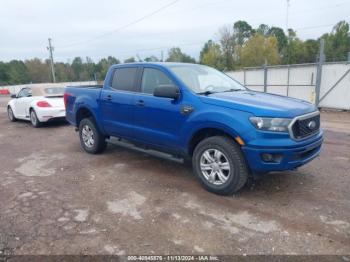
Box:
106 137 184 164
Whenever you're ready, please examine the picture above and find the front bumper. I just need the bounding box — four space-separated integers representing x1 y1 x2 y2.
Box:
36 107 66 122
241 130 323 172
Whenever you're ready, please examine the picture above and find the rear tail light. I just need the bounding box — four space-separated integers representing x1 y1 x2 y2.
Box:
37 101 52 107
63 92 71 109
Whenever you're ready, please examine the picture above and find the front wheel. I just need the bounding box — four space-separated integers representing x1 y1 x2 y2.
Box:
30 109 42 128
79 118 107 154
192 136 249 195
7 106 17 122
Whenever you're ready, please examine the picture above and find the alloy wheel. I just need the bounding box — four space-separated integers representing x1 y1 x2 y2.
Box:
200 148 231 185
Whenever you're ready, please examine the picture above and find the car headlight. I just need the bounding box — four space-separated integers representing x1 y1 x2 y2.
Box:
249 117 292 132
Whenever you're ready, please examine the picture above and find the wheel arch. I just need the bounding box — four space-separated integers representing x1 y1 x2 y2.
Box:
7 100 16 112
76 107 95 127
187 126 241 156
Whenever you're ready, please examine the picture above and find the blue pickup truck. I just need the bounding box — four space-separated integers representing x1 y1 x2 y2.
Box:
65 62 323 195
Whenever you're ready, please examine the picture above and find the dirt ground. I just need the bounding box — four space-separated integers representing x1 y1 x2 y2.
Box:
0 96 349 255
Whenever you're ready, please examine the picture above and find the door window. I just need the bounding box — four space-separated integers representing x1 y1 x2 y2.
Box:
141 68 174 95
111 68 138 92
18 88 31 98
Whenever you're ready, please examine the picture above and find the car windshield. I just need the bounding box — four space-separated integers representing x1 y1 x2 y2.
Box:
166 64 246 94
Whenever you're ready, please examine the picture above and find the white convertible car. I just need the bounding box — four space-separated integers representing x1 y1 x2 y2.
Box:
7 85 66 127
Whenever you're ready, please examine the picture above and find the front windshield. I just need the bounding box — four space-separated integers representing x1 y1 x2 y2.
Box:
166 64 246 94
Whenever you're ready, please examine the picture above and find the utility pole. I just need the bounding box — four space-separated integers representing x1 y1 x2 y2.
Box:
47 38 56 83
286 0 290 65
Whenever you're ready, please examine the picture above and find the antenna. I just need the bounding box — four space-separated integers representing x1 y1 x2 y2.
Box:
286 0 290 33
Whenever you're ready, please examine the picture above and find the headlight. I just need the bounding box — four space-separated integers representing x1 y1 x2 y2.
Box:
249 117 292 132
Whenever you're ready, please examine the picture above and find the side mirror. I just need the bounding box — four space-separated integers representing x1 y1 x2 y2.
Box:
153 85 180 100
11 94 17 99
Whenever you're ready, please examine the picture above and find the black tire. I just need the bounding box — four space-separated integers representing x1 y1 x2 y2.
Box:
79 117 107 154
192 136 249 195
30 109 42 128
7 106 17 122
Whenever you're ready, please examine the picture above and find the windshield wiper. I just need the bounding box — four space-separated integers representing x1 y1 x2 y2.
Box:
197 90 217 96
221 88 243 92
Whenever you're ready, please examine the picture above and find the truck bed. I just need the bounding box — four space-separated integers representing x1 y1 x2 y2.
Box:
65 85 104 126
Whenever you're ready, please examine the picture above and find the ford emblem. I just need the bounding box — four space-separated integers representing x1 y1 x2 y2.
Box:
308 120 316 130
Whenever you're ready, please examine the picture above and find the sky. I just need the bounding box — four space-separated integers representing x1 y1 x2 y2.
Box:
0 0 349 62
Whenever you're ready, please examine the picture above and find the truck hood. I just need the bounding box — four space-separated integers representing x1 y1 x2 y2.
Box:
200 90 316 118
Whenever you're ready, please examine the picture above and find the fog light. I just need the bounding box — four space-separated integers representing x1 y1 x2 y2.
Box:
261 153 283 163
261 153 273 162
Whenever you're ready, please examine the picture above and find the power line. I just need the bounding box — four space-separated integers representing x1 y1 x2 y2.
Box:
296 24 335 31
96 41 204 59
59 0 180 49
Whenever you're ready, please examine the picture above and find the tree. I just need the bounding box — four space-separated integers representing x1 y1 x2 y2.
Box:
199 40 224 70
166 47 196 63
95 56 119 80
218 26 236 70
303 39 319 63
239 34 280 67
144 55 160 62
283 29 309 64
82 56 95 81
124 57 136 63
257 24 270 37
25 58 50 83
233 20 254 45
71 57 83 81
55 62 74 82
321 21 350 62
7 60 29 84
267 27 287 53
0 62 9 85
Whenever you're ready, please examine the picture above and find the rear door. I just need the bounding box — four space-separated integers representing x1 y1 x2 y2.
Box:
133 67 186 150
99 66 140 138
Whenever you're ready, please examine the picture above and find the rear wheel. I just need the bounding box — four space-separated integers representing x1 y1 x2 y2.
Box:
192 136 249 195
79 117 107 154
7 106 17 122
30 109 42 128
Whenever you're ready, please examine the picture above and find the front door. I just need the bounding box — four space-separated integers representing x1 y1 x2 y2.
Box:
133 67 187 151
15 88 32 118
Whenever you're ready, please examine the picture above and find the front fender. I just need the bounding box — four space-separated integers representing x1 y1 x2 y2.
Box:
7 99 16 115
7 99 15 108
180 107 254 150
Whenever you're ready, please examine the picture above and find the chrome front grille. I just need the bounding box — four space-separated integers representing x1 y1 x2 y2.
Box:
289 111 320 140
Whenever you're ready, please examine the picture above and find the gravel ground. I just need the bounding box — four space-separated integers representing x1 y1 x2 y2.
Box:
0 96 349 255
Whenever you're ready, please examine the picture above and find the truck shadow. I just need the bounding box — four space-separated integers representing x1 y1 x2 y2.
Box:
106 142 304 198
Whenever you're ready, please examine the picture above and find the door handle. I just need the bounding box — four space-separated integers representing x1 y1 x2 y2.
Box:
106 95 112 101
136 100 145 107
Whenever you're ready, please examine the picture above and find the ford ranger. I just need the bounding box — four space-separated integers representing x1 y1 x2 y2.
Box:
64 63 323 195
